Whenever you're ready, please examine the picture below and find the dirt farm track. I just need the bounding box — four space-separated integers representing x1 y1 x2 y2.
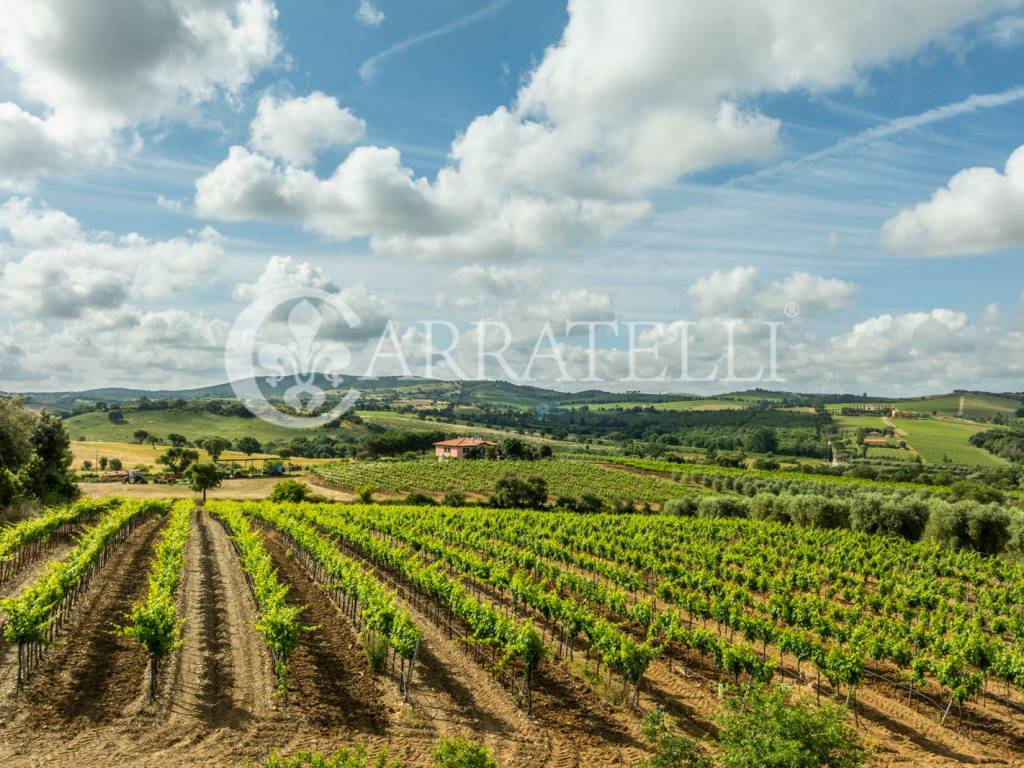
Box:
0 507 1022 767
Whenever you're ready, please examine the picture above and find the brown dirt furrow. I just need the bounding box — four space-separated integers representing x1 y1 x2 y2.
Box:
367 568 550 768
261 528 393 730
3 515 165 723
156 508 276 726
0 541 77 603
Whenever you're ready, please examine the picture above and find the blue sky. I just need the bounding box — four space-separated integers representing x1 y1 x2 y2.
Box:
0 1 1022 395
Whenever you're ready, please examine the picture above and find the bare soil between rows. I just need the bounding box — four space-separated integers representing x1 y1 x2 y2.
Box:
0 506 1020 767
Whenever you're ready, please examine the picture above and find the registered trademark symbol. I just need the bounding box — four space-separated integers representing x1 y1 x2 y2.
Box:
784 302 800 319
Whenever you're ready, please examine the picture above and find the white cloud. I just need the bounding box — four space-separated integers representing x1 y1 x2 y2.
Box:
196 0 1019 261
0 104 74 189
805 308 1024 393
0 197 81 246
0 200 222 318
233 255 394 341
250 92 366 166
233 254 339 301
522 288 616 326
156 195 184 212
0 0 281 184
453 263 545 296
881 145 1024 256
688 267 856 318
355 0 385 27
984 13 1024 46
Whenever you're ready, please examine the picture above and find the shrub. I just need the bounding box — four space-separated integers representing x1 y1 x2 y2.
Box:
442 490 467 507
787 494 849 530
696 496 748 519
404 491 437 506
638 709 712 768
662 498 698 517
611 496 636 514
491 474 548 509
271 479 311 503
358 485 376 503
715 684 866 768
849 494 928 541
924 500 1012 554
431 737 497 768
749 493 788 523
576 492 605 514
264 745 403 768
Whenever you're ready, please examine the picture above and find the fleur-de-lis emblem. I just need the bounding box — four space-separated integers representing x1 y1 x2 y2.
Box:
257 299 352 412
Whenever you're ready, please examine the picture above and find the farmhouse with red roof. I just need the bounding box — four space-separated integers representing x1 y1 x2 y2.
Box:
433 437 498 460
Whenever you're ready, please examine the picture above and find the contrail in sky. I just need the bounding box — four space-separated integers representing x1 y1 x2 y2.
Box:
359 0 517 81
743 84 1024 183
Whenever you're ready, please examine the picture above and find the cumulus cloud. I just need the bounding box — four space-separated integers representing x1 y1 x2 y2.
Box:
234 255 395 341
355 0 385 27
0 104 76 189
233 254 339 301
195 0 1019 260
250 92 366 165
0 199 222 318
0 0 280 184
0 197 81 246
805 308 1024 392
453 263 544 294
881 145 1024 256
688 266 857 318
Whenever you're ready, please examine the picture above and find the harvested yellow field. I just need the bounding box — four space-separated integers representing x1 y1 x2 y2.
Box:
70 440 278 470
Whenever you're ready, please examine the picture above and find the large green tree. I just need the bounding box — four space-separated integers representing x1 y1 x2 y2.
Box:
184 461 221 503
0 400 77 506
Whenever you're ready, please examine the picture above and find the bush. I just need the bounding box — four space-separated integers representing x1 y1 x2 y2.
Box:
264 745 403 768
638 709 712 768
432 738 497 768
271 479 311 503
491 474 548 509
404 491 437 506
748 493 789 524
662 497 698 517
611 496 636 514
358 485 376 503
696 496 748 519
924 500 1012 554
849 494 928 541
787 494 849 530
442 490 467 507
715 684 866 768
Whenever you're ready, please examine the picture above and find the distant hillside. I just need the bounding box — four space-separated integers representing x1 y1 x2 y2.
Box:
6 374 446 411
7 378 1021 418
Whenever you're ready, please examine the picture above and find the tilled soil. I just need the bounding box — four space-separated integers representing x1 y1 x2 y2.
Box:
0 507 1020 767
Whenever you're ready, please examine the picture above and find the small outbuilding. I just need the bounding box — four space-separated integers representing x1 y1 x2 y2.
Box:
434 437 498 460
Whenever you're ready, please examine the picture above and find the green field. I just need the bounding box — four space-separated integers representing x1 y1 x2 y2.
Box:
832 414 890 430
894 418 1006 467
833 413 1006 467
866 446 917 461
893 393 1021 419
353 410 595 451
63 409 365 444
315 457 697 503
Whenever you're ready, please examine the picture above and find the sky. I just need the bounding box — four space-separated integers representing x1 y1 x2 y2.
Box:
0 0 1023 396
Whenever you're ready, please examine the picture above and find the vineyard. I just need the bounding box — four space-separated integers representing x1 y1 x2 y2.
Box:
314 458 698 503
0 497 1022 767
